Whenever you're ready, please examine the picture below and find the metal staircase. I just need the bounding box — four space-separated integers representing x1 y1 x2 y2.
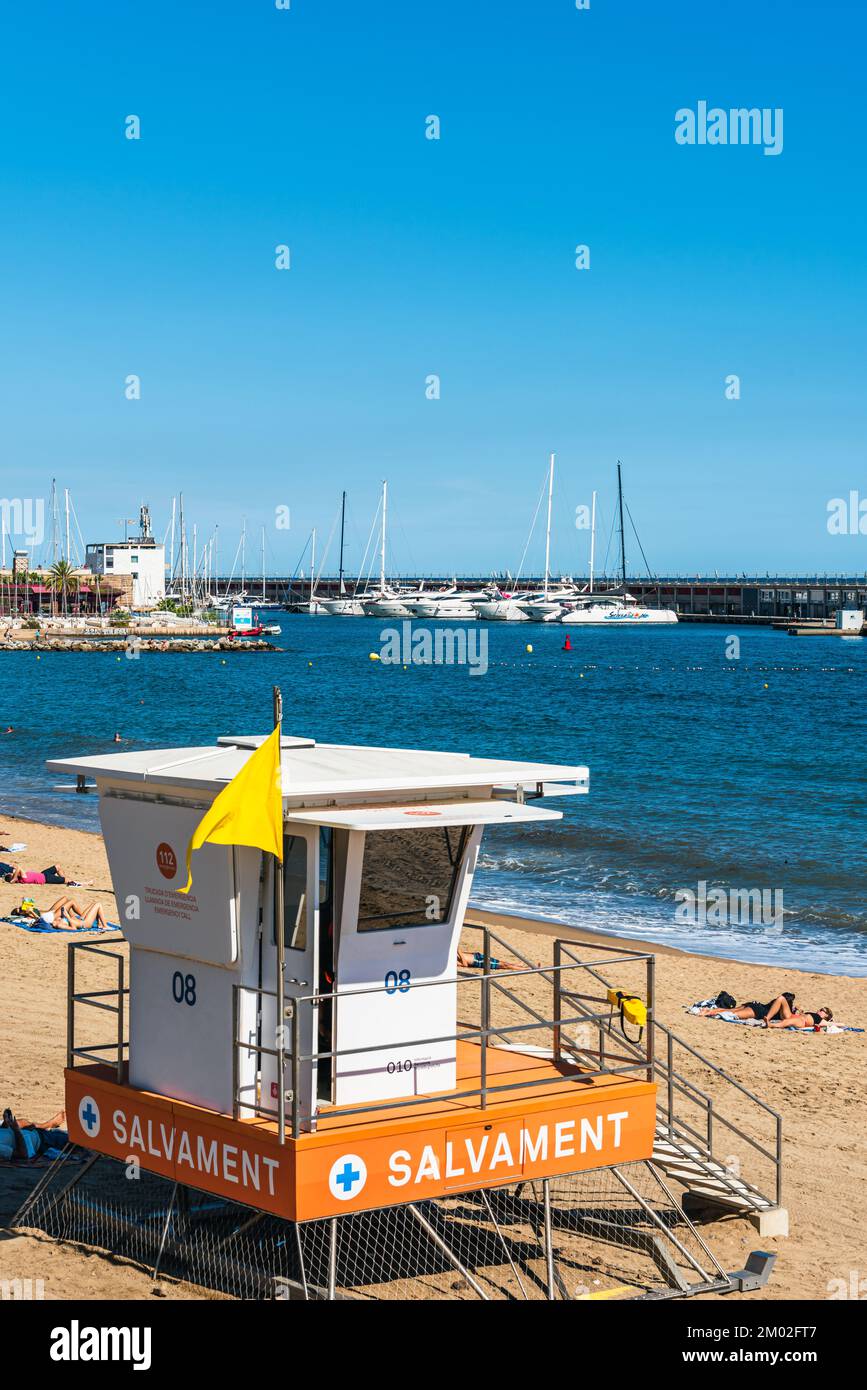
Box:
554 944 787 1235
462 916 787 1237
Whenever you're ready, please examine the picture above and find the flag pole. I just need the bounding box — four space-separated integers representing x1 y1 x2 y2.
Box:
273 684 286 1145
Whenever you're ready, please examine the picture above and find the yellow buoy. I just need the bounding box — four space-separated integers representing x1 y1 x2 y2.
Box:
369 652 380 662
764 683 768 689
526 643 533 653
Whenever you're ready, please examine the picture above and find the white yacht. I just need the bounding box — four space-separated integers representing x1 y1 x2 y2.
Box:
559 595 678 625
319 596 367 616
405 585 490 619
472 593 533 622
519 584 583 622
558 465 677 627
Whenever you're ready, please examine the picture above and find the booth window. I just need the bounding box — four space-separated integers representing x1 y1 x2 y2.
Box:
281 835 308 950
357 826 469 932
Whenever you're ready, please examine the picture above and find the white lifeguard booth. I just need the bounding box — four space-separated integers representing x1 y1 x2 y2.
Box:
50 734 585 1119
31 720 786 1299
48 725 670 1234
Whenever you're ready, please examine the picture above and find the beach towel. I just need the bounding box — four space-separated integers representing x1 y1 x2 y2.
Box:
1 915 111 936
688 999 862 1033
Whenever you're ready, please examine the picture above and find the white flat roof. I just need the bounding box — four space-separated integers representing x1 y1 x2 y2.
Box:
46 736 588 802
286 799 563 831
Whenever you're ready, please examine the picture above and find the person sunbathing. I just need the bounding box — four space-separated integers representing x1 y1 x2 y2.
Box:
0 1108 68 1162
456 948 535 971
4 864 70 885
18 896 108 931
764 1005 833 1030
699 992 796 1022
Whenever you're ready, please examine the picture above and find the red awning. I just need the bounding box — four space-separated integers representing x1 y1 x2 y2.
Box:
30 585 51 593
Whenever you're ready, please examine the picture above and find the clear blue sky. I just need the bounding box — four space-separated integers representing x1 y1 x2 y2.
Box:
1 0 865 578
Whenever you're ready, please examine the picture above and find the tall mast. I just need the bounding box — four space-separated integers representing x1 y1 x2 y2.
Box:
50 478 58 564
241 518 246 595
214 525 219 601
64 488 70 562
338 490 346 595
169 497 176 592
193 524 198 603
179 493 186 599
589 489 596 595
380 480 387 593
261 526 266 600
310 528 316 605
617 461 626 591
543 453 554 598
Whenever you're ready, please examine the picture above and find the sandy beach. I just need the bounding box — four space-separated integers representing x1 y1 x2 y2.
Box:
1 813 865 1302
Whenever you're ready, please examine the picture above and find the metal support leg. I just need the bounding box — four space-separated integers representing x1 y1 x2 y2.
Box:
327 1216 338 1300
542 1180 566 1301
23 1148 102 1230
295 1223 310 1301
152 1181 179 1281
480 1189 528 1300
407 1204 490 1300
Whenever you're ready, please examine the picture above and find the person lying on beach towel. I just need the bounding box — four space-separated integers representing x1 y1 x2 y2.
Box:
0 1108 69 1162
457 948 535 971
696 994 836 1029
3 864 72 885
698 992 798 1023
16 896 109 932
763 1005 833 1030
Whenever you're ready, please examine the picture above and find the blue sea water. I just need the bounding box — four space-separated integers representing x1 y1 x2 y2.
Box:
1 617 865 976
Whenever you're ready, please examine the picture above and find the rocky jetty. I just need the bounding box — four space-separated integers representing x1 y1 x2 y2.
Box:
0 636 279 653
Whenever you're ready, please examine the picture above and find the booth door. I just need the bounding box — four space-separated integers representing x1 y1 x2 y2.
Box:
333 824 479 1106
260 826 321 1128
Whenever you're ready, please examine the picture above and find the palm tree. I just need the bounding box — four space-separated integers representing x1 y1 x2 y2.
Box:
50 559 74 618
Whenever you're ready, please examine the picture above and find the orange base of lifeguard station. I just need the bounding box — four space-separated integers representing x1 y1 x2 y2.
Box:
67 1046 656 1223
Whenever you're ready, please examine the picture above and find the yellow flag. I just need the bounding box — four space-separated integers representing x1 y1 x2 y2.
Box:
178 725 283 894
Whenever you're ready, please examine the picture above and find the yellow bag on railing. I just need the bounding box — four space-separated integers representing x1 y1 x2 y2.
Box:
607 987 647 1040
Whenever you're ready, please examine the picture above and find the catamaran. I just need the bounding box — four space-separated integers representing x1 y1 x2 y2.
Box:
559 463 677 626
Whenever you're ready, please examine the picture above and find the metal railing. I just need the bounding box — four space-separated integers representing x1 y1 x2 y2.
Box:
67 938 128 1083
554 938 783 1209
231 926 656 1140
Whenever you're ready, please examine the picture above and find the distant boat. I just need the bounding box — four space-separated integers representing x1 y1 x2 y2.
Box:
472 593 532 622
474 454 558 621
559 595 677 626
558 463 677 627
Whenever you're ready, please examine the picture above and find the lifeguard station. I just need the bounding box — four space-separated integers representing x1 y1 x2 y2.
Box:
15 707 782 1300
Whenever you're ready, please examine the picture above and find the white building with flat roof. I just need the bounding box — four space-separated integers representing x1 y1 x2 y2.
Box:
85 506 165 607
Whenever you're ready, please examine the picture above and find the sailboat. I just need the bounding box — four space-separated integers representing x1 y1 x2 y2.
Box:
473 454 555 621
319 492 368 615
516 456 585 620
359 482 425 617
559 464 678 626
